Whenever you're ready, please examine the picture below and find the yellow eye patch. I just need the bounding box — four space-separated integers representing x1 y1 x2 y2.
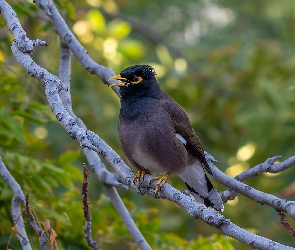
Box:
132 76 143 85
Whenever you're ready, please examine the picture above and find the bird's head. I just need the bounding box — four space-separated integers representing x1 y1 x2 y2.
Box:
109 65 161 98
109 65 156 88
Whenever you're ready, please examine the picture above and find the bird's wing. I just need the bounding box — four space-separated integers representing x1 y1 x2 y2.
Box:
172 120 212 175
160 94 212 175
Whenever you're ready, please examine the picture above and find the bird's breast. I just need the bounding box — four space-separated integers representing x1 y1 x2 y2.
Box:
118 104 188 175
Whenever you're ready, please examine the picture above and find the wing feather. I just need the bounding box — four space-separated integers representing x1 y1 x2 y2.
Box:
172 120 212 175
160 94 212 175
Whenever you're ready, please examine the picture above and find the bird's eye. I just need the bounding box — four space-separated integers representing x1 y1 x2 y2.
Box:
131 75 143 85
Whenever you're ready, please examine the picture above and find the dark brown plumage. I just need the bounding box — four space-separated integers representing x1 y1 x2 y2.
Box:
109 65 224 211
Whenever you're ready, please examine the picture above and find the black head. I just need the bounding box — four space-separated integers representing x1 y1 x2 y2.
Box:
120 65 156 83
109 65 160 98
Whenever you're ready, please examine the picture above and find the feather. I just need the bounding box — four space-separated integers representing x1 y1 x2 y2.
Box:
172 120 212 175
178 160 224 212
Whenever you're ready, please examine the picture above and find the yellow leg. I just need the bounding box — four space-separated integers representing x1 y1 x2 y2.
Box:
134 169 150 186
151 172 171 196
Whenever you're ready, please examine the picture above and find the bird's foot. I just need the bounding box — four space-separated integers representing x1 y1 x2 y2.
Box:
150 172 171 196
134 169 150 187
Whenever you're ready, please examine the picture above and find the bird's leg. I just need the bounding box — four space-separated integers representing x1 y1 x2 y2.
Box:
150 172 171 196
134 169 150 187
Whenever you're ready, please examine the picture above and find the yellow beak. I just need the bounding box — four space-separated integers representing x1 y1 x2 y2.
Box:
108 75 128 87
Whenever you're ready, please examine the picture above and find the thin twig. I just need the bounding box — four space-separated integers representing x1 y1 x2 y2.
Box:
25 194 47 250
82 164 99 250
277 211 295 237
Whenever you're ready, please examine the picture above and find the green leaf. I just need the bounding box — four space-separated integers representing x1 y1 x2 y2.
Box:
58 150 80 166
87 10 106 33
108 19 131 39
118 39 145 59
41 162 65 173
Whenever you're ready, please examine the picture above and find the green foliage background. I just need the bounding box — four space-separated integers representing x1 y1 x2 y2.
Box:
1 0 295 249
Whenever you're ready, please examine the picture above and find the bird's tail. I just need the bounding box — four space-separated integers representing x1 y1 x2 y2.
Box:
178 160 224 212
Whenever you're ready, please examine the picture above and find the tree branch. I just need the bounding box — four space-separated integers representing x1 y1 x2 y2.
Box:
103 185 153 250
58 42 126 189
204 152 295 219
25 194 47 250
81 164 99 250
271 155 295 173
221 155 295 202
277 211 295 237
34 0 121 96
0 156 31 250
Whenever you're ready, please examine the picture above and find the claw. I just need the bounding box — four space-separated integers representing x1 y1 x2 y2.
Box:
134 169 150 186
150 172 171 196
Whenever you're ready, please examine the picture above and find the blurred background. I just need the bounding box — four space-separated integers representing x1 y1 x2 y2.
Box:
1 0 295 249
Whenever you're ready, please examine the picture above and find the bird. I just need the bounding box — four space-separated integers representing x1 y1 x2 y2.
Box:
109 65 224 212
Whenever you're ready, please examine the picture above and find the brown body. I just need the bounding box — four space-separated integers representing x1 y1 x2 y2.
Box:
119 92 193 175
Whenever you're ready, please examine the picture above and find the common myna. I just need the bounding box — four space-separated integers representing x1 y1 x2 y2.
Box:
109 65 224 212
